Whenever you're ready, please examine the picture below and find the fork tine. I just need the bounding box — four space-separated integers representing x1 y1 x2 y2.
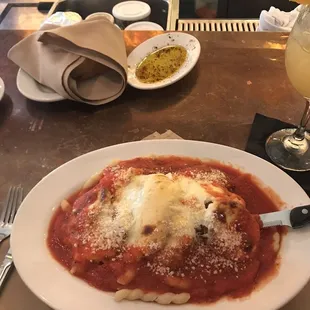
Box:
4 187 18 224
8 187 18 224
17 187 23 208
9 186 23 223
0 187 13 224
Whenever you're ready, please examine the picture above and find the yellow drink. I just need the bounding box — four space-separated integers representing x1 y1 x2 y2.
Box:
266 6 310 172
285 32 310 98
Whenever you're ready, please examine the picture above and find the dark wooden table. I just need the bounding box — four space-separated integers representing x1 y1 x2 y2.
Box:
0 30 309 310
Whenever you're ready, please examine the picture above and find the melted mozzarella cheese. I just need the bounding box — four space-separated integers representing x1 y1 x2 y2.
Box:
112 173 218 251
120 174 181 250
178 176 212 207
90 172 247 254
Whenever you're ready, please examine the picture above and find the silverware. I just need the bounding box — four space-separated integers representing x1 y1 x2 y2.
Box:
0 247 12 289
0 186 23 291
260 205 310 228
0 186 23 243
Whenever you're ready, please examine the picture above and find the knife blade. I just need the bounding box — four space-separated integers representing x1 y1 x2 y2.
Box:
259 205 310 228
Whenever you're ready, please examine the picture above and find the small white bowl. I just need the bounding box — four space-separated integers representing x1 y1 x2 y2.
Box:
86 12 114 23
112 1 151 21
112 1 151 28
125 21 164 31
0 77 4 101
127 32 201 90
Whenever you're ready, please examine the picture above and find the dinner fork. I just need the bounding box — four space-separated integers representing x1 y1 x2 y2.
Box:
0 186 23 290
0 186 23 243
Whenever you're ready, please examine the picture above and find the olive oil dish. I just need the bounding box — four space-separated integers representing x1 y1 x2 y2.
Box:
127 32 201 90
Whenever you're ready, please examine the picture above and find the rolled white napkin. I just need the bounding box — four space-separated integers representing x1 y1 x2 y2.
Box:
8 15 127 105
257 5 301 32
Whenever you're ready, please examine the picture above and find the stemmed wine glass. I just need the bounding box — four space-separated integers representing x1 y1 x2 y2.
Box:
266 4 310 171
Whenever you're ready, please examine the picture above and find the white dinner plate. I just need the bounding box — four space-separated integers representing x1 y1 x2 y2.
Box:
127 33 201 90
16 69 65 102
11 140 310 310
0 77 4 101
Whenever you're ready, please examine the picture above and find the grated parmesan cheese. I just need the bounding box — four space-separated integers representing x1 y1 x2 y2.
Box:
69 163 254 283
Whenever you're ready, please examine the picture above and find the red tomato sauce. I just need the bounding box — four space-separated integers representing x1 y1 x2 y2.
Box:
47 156 283 304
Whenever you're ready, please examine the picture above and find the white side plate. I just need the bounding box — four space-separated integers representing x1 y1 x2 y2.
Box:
16 69 65 102
0 77 4 101
11 140 310 310
127 33 201 90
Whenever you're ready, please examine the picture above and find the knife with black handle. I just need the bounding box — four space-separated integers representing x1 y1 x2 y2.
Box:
260 205 310 228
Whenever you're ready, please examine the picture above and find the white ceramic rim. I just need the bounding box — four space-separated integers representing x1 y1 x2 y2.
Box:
127 32 201 90
125 21 164 31
16 69 65 102
0 77 4 101
86 12 115 23
11 140 310 310
112 1 151 21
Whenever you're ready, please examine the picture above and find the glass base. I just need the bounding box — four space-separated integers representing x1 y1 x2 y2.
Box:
265 128 310 172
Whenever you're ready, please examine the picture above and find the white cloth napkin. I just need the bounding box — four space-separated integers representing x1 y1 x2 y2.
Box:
257 5 301 32
8 17 127 105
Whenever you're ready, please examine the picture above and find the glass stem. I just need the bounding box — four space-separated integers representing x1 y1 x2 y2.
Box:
293 99 310 140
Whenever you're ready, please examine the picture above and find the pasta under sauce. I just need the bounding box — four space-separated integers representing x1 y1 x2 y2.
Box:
47 156 283 304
